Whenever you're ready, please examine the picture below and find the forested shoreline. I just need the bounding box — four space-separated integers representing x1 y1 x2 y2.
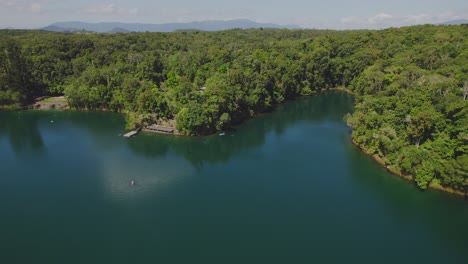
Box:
0 25 467 193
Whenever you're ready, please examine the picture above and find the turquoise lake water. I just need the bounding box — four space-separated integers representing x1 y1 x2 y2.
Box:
0 92 467 263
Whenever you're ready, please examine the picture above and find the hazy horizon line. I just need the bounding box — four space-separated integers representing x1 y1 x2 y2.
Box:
1 17 466 31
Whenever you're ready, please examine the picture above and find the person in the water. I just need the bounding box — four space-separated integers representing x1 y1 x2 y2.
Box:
130 180 135 186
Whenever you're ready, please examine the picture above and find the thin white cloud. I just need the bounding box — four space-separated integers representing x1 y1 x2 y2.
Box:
84 4 139 16
81 5 257 24
30 3 41 13
340 16 362 25
0 0 43 13
368 13 393 24
340 13 395 27
341 12 467 29
132 7 255 23
0 0 17 7
0 0 18 10
152 8 194 22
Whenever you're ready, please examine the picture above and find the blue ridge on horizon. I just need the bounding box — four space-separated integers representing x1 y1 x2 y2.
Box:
40 19 303 33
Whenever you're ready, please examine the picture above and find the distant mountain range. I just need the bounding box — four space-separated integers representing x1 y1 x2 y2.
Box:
21 18 467 33
40 19 301 33
438 19 468 25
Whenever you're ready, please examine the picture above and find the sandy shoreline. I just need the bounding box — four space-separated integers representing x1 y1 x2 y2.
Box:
31 96 69 110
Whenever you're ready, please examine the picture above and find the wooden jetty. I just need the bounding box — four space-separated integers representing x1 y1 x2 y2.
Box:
143 124 180 135
123 127 142 138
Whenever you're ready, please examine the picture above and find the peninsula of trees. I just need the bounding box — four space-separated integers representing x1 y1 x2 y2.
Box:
0 25 466 193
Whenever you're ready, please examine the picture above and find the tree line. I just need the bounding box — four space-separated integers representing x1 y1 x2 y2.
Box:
0 25 466 192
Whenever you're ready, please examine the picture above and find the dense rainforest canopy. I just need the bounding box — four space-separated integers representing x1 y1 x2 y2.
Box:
0 25 467 193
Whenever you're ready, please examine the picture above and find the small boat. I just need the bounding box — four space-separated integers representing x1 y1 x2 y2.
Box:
219 132 225 136
130 180 135 186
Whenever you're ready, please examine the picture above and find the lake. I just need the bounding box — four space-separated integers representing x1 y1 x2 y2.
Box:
0 92 467 264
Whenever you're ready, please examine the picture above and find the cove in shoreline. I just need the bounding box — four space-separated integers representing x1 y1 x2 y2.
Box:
7 89 466 199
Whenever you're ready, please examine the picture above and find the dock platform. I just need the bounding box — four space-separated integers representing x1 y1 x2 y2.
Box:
123 131 138 138
143 124 181 135
123 127 142 138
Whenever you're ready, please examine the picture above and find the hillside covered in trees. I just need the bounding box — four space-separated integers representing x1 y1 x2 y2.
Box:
0 25 467 193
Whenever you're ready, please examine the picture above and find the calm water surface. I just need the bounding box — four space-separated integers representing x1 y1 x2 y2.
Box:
0 92 467 264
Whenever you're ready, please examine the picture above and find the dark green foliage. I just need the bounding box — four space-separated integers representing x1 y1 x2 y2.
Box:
345 25 467 192
0 26 467 192
0 37 37 105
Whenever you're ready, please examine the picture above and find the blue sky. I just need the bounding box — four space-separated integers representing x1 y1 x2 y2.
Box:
0 0 467 29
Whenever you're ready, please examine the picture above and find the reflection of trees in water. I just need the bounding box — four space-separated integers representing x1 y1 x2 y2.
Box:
0 110 125 155
127 92 354 166
0 92 353 162
0 111 45 155
346 142 468 259
53 111 125 149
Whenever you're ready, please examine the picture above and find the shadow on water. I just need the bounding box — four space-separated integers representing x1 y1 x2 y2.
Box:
0 91 353 163
0 111 46 155
126 91 354 167
346 141 468 262
0 110 125 156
